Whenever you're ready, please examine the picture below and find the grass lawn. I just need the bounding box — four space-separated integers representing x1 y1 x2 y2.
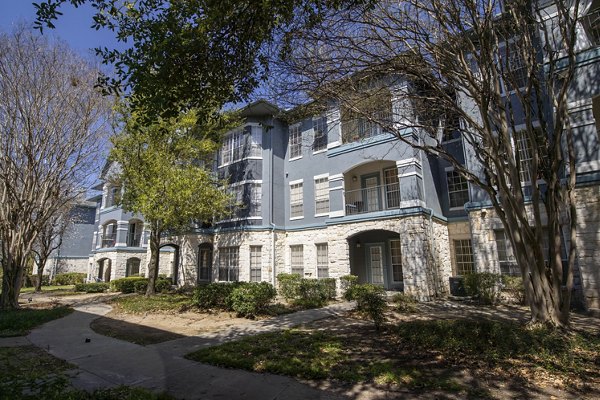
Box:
109 294 195 314
20 285 76 294
0 307 73 337
186 318 600 397
0 346 174 399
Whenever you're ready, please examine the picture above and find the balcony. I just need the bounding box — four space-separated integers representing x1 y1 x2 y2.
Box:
101 233 116 248
127 232 143 247
345 184 400 215
582 7 600 46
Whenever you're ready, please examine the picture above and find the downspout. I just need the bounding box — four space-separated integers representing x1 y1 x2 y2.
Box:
269 122 277 286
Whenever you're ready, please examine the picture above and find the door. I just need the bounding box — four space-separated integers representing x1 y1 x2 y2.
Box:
198 246 212 282
366 243 385 286
361 174 381 212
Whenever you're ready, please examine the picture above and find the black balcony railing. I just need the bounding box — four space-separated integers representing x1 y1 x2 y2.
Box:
101 233 116 248
344 184 400 215
127 232 142 247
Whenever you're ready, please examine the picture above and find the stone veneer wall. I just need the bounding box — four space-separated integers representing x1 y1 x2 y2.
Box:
177 214 453 301
574 185 600 309
469 209 503 274
37 257 89 275
88 250 148 282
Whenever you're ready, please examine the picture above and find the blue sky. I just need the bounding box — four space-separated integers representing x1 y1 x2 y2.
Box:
0 0 122 57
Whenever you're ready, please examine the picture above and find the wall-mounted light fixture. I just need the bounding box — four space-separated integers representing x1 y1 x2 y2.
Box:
356 240 361 248
352 175 358 182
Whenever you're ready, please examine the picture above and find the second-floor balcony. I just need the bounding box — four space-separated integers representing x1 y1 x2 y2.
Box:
127 232 143 247
101 233 116 248
345 183 400 215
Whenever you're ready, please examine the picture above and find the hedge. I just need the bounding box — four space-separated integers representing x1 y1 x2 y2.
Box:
54 272 86 286
110 277 149 294
74 282 109 293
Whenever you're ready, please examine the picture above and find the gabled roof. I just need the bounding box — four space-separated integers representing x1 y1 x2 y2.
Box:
239 99 281 118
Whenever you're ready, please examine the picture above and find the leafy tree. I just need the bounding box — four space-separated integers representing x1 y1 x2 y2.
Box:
34 0 372 120
0 26 111 310
271 0 587 326
111 109 234 294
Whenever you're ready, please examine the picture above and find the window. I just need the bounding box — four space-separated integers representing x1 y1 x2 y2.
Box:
504 41 527 90
582 3 600 46
312 117 327 152
446 170 469 208
340 91 392 143
290 245 304 275
127 221 143 247
383 168 400 208
227 183 262 219
105 185 121 207
494 231 519 275
390 239 403 282
290 182 303 219
592 96 600 137
514 131 533 183
126 258 141 277
314 177 329 215
316 243 328 278
220 126 261 166
289 125 302 159
250 246 262 282
218 247 239 281
453 239 474 276
101 221 117 248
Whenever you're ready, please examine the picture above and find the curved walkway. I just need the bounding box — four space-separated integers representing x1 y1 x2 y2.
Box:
26 301 354 400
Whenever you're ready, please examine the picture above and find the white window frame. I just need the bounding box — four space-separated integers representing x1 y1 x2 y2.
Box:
312 117 328 153
389 239 403 282
218 246 239 282
446 168 470 210
220 125 262 167
453 239 474 276
250 245 262 282
289 124 302 160
316 243 329 278
289 180 304 220
290 245 304 276
314 175 329 216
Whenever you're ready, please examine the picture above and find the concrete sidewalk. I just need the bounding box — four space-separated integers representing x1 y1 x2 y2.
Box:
27 302 353 399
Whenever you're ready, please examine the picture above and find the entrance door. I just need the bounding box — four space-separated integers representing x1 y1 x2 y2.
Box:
362 174 381 212
198 246 212 282
366 243 385 286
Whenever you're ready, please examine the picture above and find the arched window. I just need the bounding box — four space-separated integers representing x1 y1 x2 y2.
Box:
126 258 141 277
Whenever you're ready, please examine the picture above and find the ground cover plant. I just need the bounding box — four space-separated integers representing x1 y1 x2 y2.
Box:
0 345 174 399
0 306 72 337
186 316 600 397
109 294 194 314
20 285 76 294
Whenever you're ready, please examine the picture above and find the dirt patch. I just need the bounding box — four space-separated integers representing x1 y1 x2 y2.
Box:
90 309 254 345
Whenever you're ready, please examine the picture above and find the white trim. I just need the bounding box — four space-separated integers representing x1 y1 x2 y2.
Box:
229 179 263 187
399 199 426 208
327 141 341 149
312 149 327 155
314 213 330 218
219 216 263 223
329 186 343 191
329 210 344 218
398 171 423 179
449 206 465 211
328 174 343 181
289 178 304 185
396 157 422 168
288 156 303 162
314 173 329 180
289 216 304 221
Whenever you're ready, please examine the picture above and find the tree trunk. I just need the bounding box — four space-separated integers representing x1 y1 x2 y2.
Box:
0 257 24 310
145 229 161 296
35 257 48 292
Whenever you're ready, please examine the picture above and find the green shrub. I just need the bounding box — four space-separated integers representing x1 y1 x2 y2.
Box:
392 293 419 313
464 272 502 305
74 282 109 293
110 277 149 294
320 278 337 300
193 282 244 310
340 275 358 300
277 273 302 300
155 277 172 293
501 275 526 304
229 282 277 317
53 273 86 286
294 279 329 308
133 280 148 293
352 284 387 330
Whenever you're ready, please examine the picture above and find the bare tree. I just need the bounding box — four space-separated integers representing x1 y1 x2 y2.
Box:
0 26 112 309
31 205 73 292
271 0 588 326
